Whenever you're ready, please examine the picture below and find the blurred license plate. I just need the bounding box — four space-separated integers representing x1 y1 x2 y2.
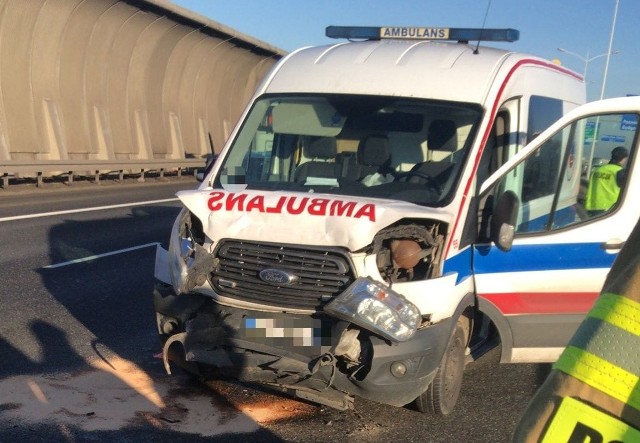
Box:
241 316 330 348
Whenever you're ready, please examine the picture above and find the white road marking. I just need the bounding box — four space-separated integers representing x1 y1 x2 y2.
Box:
43 242 160 269
0 197 179 222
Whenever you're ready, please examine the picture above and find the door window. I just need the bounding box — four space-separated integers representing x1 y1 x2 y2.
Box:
487 112 638 235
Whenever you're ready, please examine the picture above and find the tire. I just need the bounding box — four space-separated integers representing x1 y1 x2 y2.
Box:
415 319 467 415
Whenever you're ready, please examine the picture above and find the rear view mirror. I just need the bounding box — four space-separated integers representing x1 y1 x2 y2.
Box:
490 190 519 252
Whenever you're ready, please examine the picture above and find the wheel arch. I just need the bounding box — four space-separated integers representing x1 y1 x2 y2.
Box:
451 292 476 345
477 296 514 362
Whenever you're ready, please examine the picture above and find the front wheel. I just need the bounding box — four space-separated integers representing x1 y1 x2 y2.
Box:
415 319 467 415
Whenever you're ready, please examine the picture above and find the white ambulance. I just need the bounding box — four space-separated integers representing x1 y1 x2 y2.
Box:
153 26 639 414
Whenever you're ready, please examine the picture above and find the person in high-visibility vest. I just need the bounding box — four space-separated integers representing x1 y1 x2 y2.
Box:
513 215 640 442
585 146 629 216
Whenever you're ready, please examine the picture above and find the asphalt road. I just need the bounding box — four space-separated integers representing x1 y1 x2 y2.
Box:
0 178 549 442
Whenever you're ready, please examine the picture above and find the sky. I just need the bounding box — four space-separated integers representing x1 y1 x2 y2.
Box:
170 0 639 102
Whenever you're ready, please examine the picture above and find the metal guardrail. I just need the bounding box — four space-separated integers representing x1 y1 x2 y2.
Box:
0 159 206 188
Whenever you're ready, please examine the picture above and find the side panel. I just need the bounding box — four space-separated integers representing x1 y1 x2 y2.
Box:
475 242 612 362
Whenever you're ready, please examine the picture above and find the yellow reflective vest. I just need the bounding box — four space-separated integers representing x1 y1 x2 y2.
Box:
513 216 640 442
585 163 623 212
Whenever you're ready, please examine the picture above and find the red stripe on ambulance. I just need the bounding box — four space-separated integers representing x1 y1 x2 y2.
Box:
480 291 599 315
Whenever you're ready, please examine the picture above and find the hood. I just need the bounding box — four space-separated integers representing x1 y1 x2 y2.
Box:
177 188 451 251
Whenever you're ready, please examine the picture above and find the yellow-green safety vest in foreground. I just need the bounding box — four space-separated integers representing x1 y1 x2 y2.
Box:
513 216 640 442
585 163 623 212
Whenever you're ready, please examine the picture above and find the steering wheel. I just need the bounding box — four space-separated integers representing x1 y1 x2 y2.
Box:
394 170 441 192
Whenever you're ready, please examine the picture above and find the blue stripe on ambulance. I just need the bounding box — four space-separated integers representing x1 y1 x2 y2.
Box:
470 242 617 274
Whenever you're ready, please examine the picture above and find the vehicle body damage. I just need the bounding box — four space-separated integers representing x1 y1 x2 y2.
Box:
154 92 474 411
155 187 457 410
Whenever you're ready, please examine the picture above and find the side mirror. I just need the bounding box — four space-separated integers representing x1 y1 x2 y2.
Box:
490 190 519 252
197 154 217 183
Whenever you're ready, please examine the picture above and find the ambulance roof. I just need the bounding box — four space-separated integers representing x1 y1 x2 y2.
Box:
264 39 548 105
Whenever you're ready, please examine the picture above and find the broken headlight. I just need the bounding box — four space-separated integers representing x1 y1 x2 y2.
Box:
372 222 444 283
168 209 214 294
324 277 420 342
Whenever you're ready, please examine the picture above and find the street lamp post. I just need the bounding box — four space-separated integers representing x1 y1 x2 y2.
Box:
558 0 620 179
557 47 619 87
600 0 620 100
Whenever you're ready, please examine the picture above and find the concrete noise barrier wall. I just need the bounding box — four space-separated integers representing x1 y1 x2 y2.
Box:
0 0 284 166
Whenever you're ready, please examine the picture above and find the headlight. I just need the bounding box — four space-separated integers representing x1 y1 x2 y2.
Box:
324 277 421 342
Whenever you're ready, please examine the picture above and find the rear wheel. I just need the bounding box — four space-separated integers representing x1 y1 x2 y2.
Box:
415 319 466 415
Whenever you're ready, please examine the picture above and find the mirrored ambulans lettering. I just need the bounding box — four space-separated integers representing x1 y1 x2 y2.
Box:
207 191 376 221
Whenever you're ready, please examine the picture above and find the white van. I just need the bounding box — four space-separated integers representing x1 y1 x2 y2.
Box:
153 27 639 414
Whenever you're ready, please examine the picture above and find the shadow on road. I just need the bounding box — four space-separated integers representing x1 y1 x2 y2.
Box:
0 205 288 441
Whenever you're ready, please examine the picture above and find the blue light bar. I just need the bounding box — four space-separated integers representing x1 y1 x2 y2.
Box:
325 26 519 43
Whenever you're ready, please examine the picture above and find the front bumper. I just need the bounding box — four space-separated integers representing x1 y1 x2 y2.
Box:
154 283 453 409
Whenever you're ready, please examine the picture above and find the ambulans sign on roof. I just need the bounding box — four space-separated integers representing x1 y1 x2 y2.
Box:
380 27 449 40
325 26 519 42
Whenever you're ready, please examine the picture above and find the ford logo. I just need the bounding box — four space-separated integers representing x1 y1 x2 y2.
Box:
258 268 299 285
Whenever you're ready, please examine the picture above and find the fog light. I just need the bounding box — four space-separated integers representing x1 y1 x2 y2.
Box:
161 318 178 335
390 361 407 378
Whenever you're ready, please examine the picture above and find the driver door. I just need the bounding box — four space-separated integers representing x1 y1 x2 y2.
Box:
473 108 639 363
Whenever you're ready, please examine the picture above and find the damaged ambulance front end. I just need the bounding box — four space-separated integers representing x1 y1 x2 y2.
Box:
153 92 481 411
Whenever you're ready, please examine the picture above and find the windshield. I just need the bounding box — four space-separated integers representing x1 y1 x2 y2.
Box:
214 94 482 206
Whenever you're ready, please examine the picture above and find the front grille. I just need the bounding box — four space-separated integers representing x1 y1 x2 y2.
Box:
210 240 355 310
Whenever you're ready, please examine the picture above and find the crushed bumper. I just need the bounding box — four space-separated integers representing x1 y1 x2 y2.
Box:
154 283 452 409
